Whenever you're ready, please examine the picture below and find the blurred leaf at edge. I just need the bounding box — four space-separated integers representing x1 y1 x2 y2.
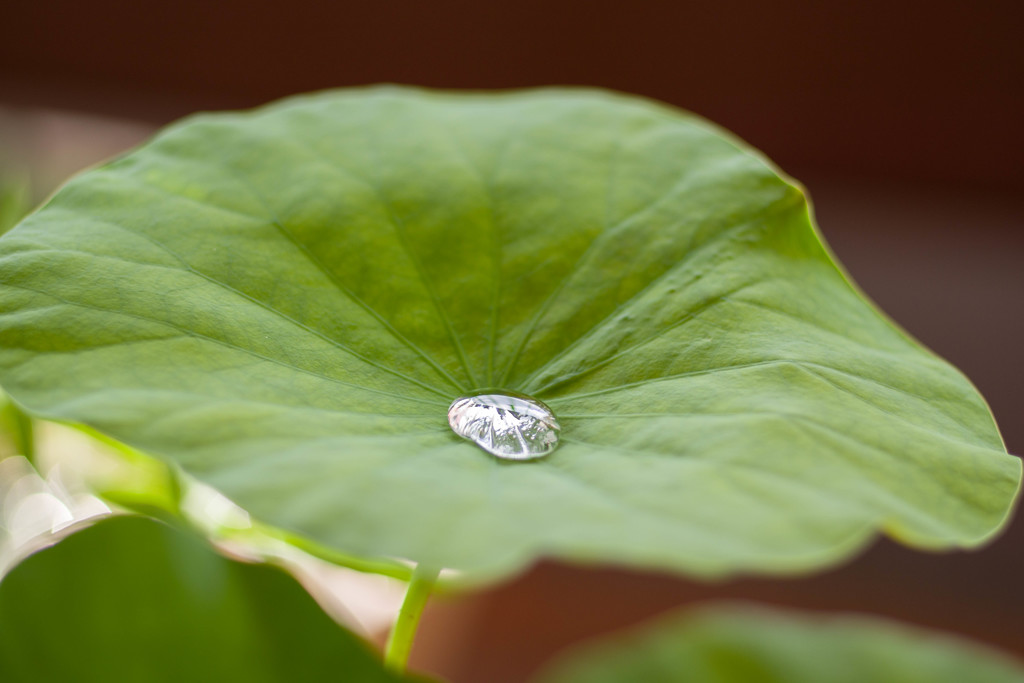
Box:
533 604 1024 683
0 515 429 683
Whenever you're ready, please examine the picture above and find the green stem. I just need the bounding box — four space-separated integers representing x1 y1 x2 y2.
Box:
384 563 439 673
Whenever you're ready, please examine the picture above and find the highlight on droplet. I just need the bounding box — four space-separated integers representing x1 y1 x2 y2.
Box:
447 392 560 460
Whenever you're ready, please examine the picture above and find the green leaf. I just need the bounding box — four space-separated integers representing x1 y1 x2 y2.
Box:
0 177 31 236
0 179 34 459
0 87 1017 582
0 516 415 682
532 604 1024 683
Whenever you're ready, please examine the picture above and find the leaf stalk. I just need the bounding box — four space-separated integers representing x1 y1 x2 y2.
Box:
384 563 439 673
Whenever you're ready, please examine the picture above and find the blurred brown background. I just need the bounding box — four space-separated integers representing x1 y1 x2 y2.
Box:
1 2 1022 681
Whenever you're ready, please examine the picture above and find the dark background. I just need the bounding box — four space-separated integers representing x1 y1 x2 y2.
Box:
2 2 1022 681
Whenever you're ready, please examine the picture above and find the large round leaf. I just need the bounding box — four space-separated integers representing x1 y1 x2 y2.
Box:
0 87 1017 581
533 604 1024 683
0 516 420 682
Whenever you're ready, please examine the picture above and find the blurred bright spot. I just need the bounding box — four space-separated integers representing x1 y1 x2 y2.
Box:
0 456 109 574
181 480 251 532
298 559 406 637
8 492 74 544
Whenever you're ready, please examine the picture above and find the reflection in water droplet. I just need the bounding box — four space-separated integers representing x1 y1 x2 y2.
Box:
448 393 560 460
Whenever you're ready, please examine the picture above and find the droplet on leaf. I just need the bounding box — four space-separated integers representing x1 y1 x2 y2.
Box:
447 392 560 460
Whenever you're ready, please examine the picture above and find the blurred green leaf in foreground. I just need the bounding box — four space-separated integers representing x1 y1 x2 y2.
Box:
0 515 427 683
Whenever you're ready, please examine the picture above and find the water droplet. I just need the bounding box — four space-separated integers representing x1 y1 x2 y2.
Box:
448 392 560 460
